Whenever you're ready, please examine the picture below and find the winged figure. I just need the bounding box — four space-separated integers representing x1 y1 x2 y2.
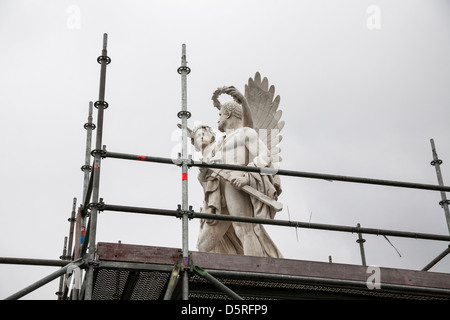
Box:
213 72 284 165
193 72 285 258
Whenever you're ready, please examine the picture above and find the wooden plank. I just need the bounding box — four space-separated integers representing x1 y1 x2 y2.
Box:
97 242 181 265
96 242 450 290
191 251 450 290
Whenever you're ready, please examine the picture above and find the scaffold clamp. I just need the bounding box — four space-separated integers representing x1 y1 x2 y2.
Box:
177 66 191 74
176 205 194 220
176 154 193 167
431 159 443 166
177 110 191 119
94 100 109 109
91 149 107 158
439 200 450 207
87 200 105 213
84 122 96 130
80 164 92 172
97 55 111 65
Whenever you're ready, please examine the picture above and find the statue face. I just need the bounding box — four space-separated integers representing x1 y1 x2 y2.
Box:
195 128 212 147
193 127 215 152
217 110 229 132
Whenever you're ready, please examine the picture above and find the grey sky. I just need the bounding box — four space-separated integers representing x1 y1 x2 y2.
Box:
1 0 449 299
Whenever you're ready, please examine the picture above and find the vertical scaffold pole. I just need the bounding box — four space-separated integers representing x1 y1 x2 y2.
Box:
84 33 111 300
67 197 77 259
356 223 367 266
78 102 95 257
430 139 450 234
177 43 191 300
82 103 95 207
56 236 68 300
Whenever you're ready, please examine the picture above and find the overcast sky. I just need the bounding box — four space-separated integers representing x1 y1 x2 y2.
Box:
1 0 450 300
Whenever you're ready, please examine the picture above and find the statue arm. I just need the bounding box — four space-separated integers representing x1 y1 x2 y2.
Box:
177 123 194 145
223 86 253 128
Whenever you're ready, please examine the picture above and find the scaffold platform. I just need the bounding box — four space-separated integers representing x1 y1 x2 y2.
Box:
89 242 450 300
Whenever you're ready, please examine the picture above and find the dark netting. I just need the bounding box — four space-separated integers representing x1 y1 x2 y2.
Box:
90 267 446 300
91 269 170 300
187 273 444 300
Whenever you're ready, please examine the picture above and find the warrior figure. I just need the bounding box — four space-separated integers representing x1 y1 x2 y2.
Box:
188 72 285 258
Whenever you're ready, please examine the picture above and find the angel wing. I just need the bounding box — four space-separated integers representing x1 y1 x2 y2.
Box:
244 72 284 165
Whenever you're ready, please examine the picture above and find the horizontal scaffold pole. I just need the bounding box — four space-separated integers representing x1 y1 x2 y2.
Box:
4 259 85 300
104 151 450 192
101 203 450 242
0 257 69 267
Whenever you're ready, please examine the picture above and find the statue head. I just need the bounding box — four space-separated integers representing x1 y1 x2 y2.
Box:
217 101 243 132
192 125 216 152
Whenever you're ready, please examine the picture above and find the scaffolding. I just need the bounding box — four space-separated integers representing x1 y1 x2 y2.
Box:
2 34 450 300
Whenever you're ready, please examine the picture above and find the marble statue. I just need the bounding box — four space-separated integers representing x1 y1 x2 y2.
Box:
187 72 285 258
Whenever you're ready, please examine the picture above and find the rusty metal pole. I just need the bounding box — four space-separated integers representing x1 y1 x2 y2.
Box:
430 139 450 234
84 33 110 300
178 44 191 300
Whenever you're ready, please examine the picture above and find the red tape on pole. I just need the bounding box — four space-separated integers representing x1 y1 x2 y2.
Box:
182 173 188 181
